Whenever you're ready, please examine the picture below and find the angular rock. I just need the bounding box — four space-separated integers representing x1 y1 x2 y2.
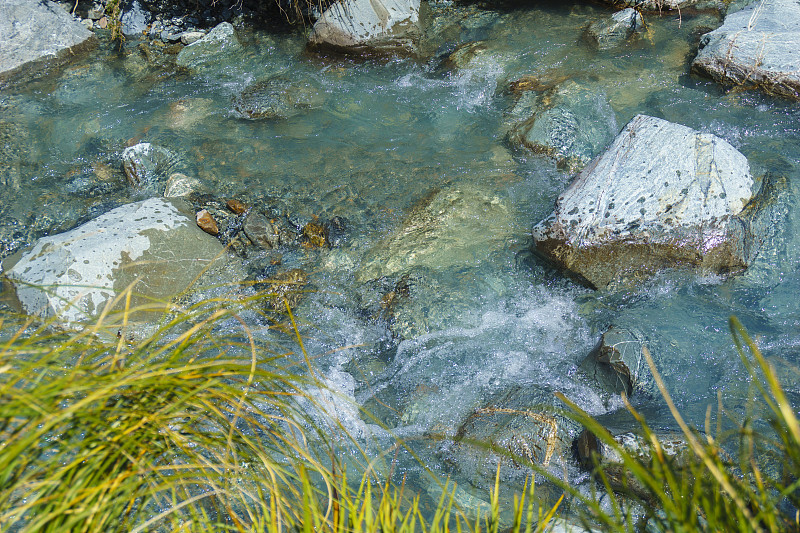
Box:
120 0 150 36
532 115 755 289
243 211 297 249
1 198 230 324
176 22 242 70
122 143 182 193
579 326 652 398
356 185 512 282
584 8 644 50
692 0 800 101
505 81 618 173
309 0 423 53
232 76 324 120
196 209 219 236
0 0 95 87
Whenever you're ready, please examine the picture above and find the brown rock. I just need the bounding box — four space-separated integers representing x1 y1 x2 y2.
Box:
226 198 247 214
196 209 219 236
302 221 328 248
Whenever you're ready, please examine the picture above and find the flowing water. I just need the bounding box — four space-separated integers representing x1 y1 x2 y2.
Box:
2 0 800 519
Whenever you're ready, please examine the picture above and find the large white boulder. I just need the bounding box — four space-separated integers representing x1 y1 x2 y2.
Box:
692 0 800 101
309 0 422 52
2 198 230 323
532 115 756 289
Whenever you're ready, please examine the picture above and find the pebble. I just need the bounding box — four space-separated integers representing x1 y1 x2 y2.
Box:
196 209 219 235
181 31 205 45
226 198 247 214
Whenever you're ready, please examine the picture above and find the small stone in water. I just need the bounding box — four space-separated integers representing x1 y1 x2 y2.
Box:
226 198 247 214
196 209 219 235
302 221 328 248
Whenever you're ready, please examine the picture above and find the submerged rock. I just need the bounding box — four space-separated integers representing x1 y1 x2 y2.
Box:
575 426 690 498
532 115 756 289
584 8 644 50
580 326 653 398
0 0 95 87
122 143 182 194
355 185 513 282
439 386 577 500
1 198 231 324
309 0 423 53
505 81 617 173
692 0 800 101
232 75 324 120
176 22 242 70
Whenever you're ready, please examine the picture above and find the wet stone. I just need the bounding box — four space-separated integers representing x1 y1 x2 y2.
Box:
301 221 329 249
164 172 201 198
232 76 324 120
692 0 800 101
439 386 580 492
196 209 219 236
579 325 652 398
575 427 690 499
504 80 617 173
226 198 247 215
259 268 310 311
584 8 644 50
243 211 297 249
309 0 423 54
532 114 756 289
122 142 183 194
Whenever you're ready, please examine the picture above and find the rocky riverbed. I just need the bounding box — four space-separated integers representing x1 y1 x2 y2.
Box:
2 0 800 525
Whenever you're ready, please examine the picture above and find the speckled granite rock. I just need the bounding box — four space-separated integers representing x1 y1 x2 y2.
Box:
1 198 230 323
532 115 756 289
692 0 800 101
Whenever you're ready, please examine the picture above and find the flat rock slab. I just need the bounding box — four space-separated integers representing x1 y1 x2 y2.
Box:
2 198 228 323
532 114 755 289
0 0 95 86
309 0 422 52
692 0 800 100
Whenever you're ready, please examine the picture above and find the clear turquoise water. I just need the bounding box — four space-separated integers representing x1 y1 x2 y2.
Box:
2 0 800 516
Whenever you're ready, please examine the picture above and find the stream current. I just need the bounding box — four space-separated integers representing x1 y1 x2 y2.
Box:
2 0 800 519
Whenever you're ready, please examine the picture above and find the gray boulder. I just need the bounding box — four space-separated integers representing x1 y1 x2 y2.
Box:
692 0 800 101
1 198 231 324
0 0 95 87
584 8 644 50
532 115 755 289
309 0 423 53
505 81 618 173
176 22 242 70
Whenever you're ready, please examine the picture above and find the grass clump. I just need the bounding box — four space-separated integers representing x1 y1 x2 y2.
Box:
558 316 800 532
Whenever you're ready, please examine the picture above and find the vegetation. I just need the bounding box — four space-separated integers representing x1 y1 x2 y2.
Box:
0 278 798 532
